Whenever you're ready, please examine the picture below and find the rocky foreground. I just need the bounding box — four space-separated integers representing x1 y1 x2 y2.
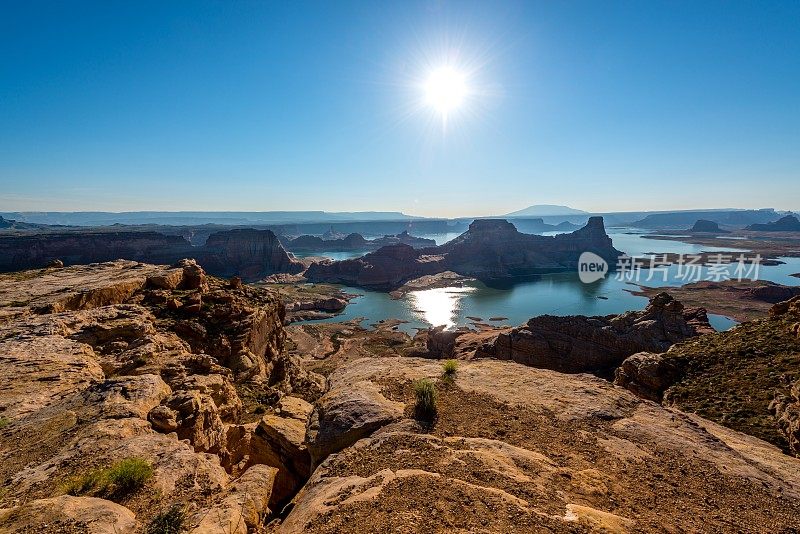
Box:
1 261 800 533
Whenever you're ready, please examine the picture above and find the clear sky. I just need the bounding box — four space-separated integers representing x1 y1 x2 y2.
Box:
1 1 798 217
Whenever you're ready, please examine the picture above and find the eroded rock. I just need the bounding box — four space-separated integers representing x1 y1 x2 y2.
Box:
0 495 136 534
475 293 710 373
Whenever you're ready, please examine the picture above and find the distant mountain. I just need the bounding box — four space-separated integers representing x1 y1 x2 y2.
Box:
0 211 424 227
745 215 800 232
504 205 588 217
631 209 779 229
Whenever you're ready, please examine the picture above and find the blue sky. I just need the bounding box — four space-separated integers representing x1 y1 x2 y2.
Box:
1 0 798 217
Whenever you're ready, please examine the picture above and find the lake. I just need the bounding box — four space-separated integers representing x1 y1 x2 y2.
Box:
298 230 799 333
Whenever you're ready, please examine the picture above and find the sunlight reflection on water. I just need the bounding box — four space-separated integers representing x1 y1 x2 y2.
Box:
407 286 477 329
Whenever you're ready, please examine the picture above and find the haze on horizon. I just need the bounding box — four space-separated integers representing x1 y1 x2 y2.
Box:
1 1 799 218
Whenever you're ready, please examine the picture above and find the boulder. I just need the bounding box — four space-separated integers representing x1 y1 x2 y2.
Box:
614 352 680 401
192 465 279 534
147 267 185 290
252 414 311 505
80 374 172 419
178 258 209 291
278 395 314 421
306 375 404 466
149 390 226 453
0 495 136 534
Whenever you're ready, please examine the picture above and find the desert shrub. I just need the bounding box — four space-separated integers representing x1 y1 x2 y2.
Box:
64 457 153 500
442 359 458 377
413 379 438 421
0 416 9 430
105 458 153 496
63 468 106 497
147 504 186 534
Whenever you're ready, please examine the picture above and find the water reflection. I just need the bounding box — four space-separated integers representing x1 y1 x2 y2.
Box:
302 232 799 334
407 286 476 328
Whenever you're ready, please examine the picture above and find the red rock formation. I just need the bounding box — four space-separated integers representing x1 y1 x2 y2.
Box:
0 228 303 281
303 244 443 290
305 217 622 290
198 228 304 279
474 293 710 373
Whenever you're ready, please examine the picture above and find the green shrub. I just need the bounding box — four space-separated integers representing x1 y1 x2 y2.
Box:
147 504 186 534
64 457 153 500
413 379 438 421
105 458 153 496
442 359 458 377
0 416 9 430
63 468 106 497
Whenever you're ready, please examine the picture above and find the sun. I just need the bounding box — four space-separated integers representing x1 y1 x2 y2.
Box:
424 66 468 117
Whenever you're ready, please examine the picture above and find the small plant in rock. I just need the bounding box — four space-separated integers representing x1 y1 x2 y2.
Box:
0 416 10 430
105 458 153 497
413 378 438 421
64 457 153 501
442 359 458 378
147 504 186 534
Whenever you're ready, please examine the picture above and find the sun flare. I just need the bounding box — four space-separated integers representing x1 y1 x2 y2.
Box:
424 66 468 116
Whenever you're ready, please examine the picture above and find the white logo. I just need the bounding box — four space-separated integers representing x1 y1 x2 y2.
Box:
578 252 608 283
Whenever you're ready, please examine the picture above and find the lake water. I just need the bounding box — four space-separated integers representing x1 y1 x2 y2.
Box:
299 230 799 333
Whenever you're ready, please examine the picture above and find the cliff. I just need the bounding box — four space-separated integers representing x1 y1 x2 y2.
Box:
745 214 800 231
305 217 622 290
0 228 303 281
198 229 304 279
0 260 324 531
283 231 435 253
616 294 800 455
473 293 711 374
303 244 443 290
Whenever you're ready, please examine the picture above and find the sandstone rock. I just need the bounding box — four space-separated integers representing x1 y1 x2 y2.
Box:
305 244 441 291
278 396 313 421
287 297 348 313
178 373 242 421
192 465 279 534
149 390 226 453
277 357 800 533
0 260 160 312
770 294 800 317
0 335 104 419
199 229 304 280
229 276 243 289
178 258 209 291
80 374 172 419
475 293 709 373
423 324 510 360
147 267 185 290
687 219 728 233
252 414 311 505
0 495 136 534
614 351 680 401
306 370 404 466
0 260 312 530
0 232 192 273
